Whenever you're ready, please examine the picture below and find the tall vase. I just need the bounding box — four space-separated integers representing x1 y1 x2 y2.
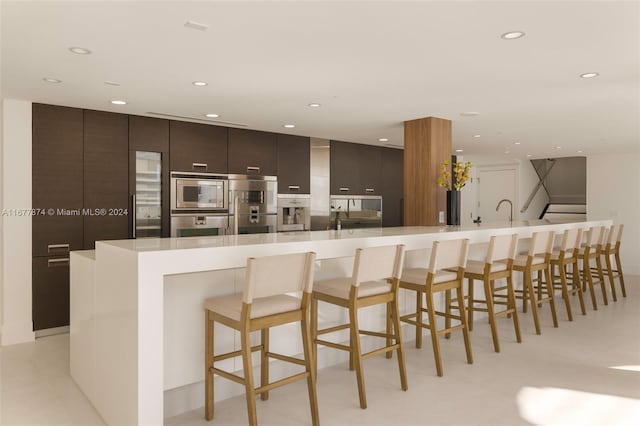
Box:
446 190 461 226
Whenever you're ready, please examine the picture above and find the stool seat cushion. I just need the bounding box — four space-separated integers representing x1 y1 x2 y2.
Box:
313 277 391 300
204 293 301 321
513 254 546 267
463 259 508 275
400 268 458 285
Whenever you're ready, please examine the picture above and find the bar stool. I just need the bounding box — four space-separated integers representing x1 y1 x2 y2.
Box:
460 234 521 353
512 230 558 335
602 224 626 300
311 244 407 409
204 252 318 426
576 226 608 310
550 227 586 321
399 238 472 377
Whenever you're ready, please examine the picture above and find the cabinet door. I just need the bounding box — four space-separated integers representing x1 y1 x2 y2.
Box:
169 121 228 173
129 116 170 237
277 134 310 194
381 147 404 227
228 129 278 176
359 145 382 195
330 141 361 195
32 104 84 257
83 110 129 249
32 256 70 330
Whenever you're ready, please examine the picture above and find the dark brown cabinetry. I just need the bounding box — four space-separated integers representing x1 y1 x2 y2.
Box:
169 121 228 173
228 129 277 176
381 147 404 227
32 256 70 330
330 141 381 195
277 134 310 194
83 110 130 249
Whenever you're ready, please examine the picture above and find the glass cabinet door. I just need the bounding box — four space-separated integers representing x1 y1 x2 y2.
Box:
134 151 162 238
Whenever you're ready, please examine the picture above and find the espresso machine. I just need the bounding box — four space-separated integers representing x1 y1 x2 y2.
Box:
277 194 311 232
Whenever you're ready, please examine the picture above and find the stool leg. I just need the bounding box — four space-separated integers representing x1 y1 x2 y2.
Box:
484 278 500 353
544 265 559 328
573 260 586 315
559 263 573 321
415 290 423 349
522 272 529 313
468 278 475 331
261 328 269 401
426 288 443 377
444 289 452 339
507 274 522 343
301 306 320 426
240 326 258 426
615 251 627 297
205 313 214 421
386 302 393 359
349 304 367 409
391 298 408 391
311 297 319 377
595 254 608 305
584 256 598 311
456 285 473 365
605 253 618 302
527 269 541 335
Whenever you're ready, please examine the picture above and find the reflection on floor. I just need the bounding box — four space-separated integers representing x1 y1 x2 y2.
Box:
2 276 639 426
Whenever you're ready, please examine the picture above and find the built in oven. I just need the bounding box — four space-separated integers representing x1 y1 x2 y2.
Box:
170 214 229 237
228 175 277 234
170 172 228 213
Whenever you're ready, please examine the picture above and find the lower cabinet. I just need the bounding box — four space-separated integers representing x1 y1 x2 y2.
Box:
32 256 70 331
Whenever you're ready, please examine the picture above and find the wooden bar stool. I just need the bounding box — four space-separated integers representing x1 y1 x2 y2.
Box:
311 244 407 410
550 228 586 321
399 238 472 377
512 230 558 335
602 224 626 300
460 234 521 353
204 252 319 426
576 226 608 310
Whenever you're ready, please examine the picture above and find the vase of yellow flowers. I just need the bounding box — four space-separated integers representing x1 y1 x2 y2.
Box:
437 160 472 225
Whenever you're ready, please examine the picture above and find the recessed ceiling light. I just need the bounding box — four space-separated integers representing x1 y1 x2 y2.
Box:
192 81 208 87
504 150 510 154
283 124 295 128
526 154 532 157
455 149 464 153
501 31 525 40
184 21 209 31
110 100 127 105
104 80 120 86
204 113 219 118
580 72 599 79
378 138 389 142
577 150 583 153
69 46 92 55
460 112 480 117
473 134 481 138
308 103 321 108
514 142 521 145
43 77 61 83
556 146 562 150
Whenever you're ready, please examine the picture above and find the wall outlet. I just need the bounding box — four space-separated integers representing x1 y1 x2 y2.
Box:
438 211 445 223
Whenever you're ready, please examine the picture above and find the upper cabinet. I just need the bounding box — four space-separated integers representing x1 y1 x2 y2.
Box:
129 115 169 152
330 141 381 195
228 129 277 176
169 121 228 173
32 104 84 257
277 134 310 194
381 147 404 227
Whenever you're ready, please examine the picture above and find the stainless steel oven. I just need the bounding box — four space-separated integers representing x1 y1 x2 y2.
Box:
170 214 228 237
170 172 228 213
228 175 277 234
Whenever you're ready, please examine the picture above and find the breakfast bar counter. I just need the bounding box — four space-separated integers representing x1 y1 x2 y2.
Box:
70 219 610 425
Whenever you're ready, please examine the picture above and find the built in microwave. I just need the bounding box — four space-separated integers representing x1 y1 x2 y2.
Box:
170 172 228 213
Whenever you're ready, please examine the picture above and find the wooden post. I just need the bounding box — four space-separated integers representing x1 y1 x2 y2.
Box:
403 117 452 226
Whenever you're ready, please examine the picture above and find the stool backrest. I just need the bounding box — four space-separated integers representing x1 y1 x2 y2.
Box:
243 252 316 304
485 234 518 264
606 224 624 245
528 230 554 256
427 238 470 274
586 226 604 248
352 244 405 286
558 228 583 254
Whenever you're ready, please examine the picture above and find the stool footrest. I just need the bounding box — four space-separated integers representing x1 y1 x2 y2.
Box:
362 344 399 360
400 317 432 330
255 372 309 395
266 351 306 366
212 367 245 385
317 323 350 335
438 324 465 335
214 344 263 362
315 339 350 352
359 329 392 339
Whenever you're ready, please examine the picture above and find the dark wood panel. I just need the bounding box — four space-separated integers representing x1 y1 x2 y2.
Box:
32 256 70 330
83 110 129 249
129 115 169 152
277 134 310 194
32 103 84 256
359 145 382 195
330 140 361 195
381 147 404 227
228 129 277 176
169 121 228 173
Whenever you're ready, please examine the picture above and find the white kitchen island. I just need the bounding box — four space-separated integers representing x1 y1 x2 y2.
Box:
70 220 610 426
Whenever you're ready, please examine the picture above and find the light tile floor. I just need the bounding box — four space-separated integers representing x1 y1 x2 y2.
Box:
2 276 639 426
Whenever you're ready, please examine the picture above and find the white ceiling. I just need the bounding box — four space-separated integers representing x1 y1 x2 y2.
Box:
2 1 639 159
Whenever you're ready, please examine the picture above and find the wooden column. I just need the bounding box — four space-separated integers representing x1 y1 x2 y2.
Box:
403 117 451 226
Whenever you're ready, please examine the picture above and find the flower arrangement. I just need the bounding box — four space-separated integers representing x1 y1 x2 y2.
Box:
437 160 473 190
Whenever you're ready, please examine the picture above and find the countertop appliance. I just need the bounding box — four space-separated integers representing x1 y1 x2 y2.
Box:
277 194 311 232
330 195 382 230
229 175 277 234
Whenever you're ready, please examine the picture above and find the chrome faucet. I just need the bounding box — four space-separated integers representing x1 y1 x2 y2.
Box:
496 199 513 223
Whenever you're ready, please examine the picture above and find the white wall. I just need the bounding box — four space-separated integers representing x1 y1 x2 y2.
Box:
0 99 34 345
587 152 640 275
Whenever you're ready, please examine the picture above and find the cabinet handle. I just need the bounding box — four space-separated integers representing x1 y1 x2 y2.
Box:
192 163 208 170
288 185 300 191
48 244 69 253
365 188 375 193
132 194 137 239
339 187 349 192
246 166 260 173
48 258 70 267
